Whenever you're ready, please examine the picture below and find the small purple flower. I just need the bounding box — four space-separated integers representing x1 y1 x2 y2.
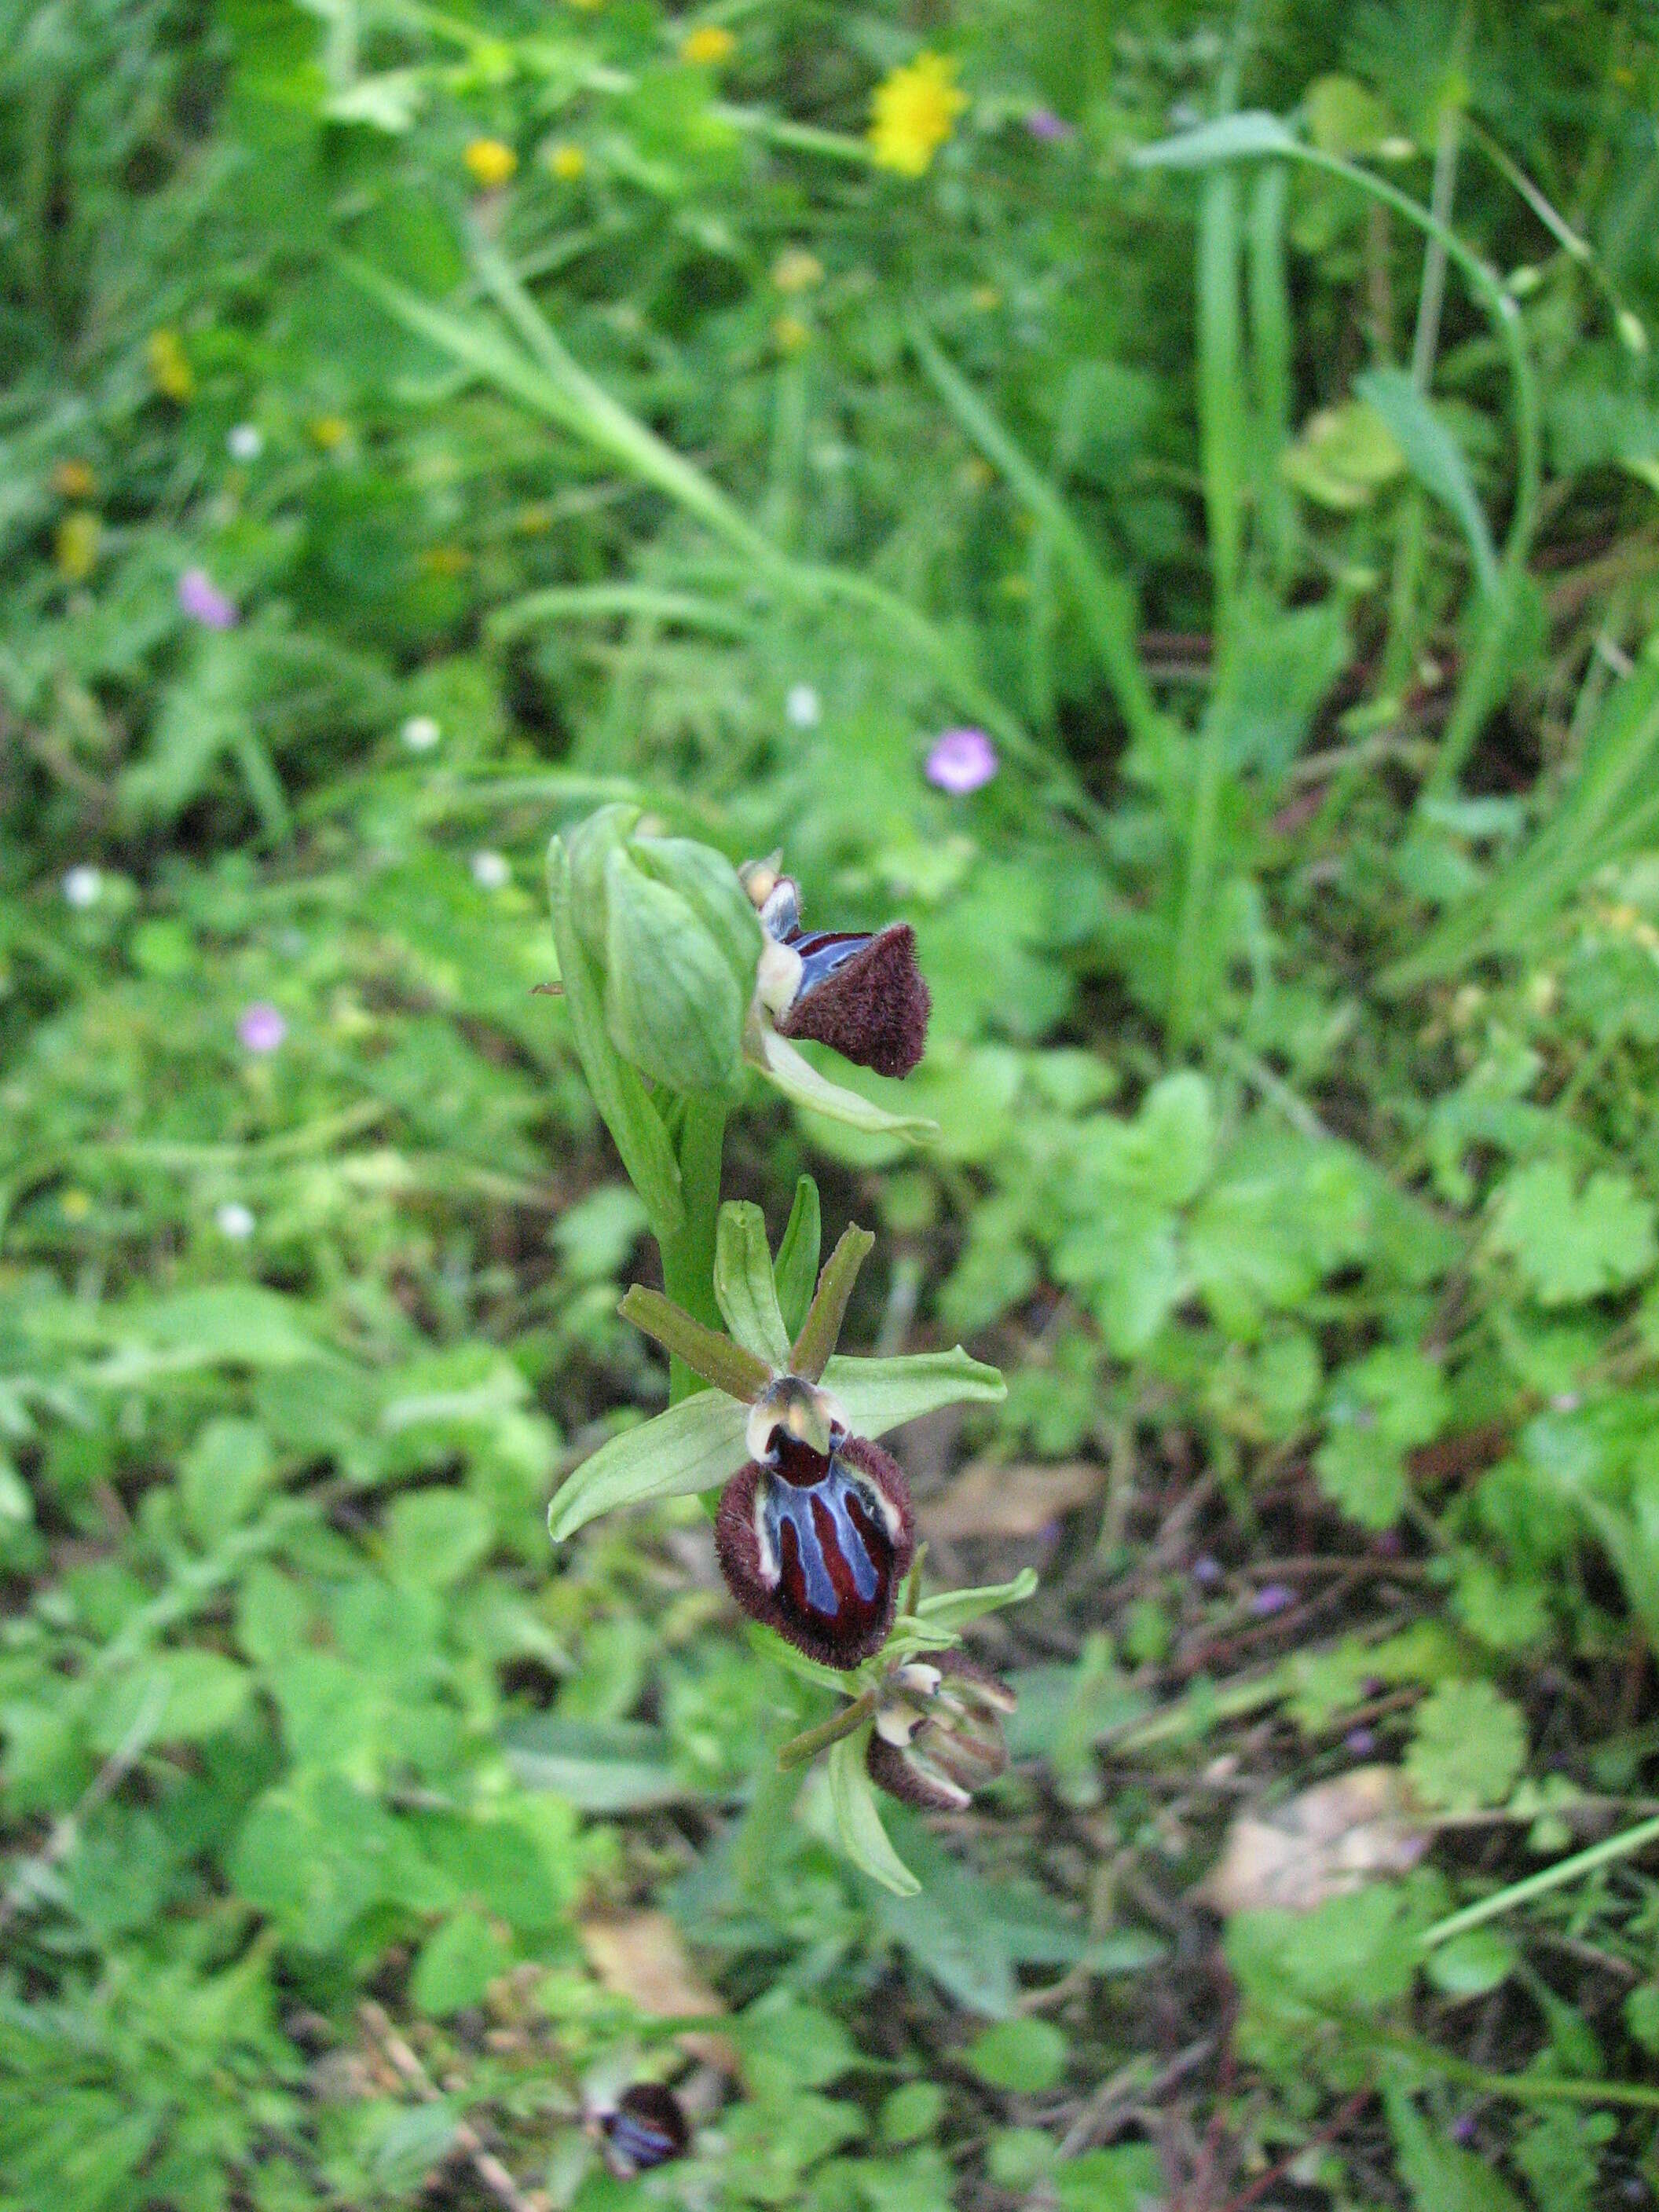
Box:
925 727 998 794
1250 1582 1294 1619
1450 2115 1478 2147
1344 1727 1376 1757
178 566 239 630
237 1002 287 1053
1192 1555 1223 1589
1024 107 1074 143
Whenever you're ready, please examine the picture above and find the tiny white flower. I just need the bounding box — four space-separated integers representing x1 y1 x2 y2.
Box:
785 683 821 729
226 423 264 463
215 1201 256 1240
62 865 103 909
401 714 441 752
471 849 511 890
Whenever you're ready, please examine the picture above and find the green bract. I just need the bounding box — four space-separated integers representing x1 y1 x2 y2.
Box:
562 804 761 1100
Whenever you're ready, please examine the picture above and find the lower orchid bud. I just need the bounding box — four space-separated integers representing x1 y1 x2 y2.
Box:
866 1654 1016 1811
600 2083 690 2176
715 1430 915 1669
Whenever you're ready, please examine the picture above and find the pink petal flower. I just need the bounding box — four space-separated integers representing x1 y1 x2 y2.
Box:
1025 107 1074 142
925 727 998 793
237 1002 287 1053
178 567 240 630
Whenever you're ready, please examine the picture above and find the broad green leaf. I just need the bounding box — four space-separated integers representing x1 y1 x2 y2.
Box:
774 1175 823 1339
1131 111 1298 168
966 2019 1068 2094
714 1201 793 1369
1386 2082 1525 2212
181 1417 276 1542
91 1650 251 1752
385 1489 493 1589
93 1287 319 1379
827 1730 919 1895
1055 2147 1166 2212
1357 366 1498 592
756 1025 938 1138
502 1717 688 1811
547 1391 750 1540
821 1348 1006 1437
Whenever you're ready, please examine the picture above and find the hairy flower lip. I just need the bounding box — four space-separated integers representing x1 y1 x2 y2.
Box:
742 862 932 1081
599 2083 690 2175
715 1432 915 1669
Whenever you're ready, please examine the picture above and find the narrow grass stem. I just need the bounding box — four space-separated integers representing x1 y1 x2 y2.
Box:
1419 1810 1659 1950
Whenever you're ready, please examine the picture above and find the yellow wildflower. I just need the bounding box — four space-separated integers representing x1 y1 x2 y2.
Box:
868 50 966 178
59 1188 92 1221
148 328 194 402
680 24 735 64
969 283 1001 311
55 510 101 582
772 313 810 356
421 544 471 576
309 415 350 450
53 460 97 500
548 141 587 181
771 247 823 294
464 137 518 189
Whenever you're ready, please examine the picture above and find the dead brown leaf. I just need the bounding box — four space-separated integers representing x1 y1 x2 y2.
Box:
1197 1765 1430 1916
920 1458 1101 1543
579 1910 740 2076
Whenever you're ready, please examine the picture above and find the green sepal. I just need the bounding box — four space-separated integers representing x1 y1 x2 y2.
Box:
754 1024 938 1138
911 1569 1038 1635
774 1177 822 1339
602 833 760 1097
548 833 683 1235
713 1202 793 1370
618 1285 771 1402
792 1225 876 1382
827 1730 920 1896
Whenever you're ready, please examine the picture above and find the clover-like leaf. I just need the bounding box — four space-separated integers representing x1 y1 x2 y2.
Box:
828 1730 919 1896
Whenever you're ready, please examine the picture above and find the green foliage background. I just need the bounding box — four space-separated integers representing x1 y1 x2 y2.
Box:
8 1 1659 2205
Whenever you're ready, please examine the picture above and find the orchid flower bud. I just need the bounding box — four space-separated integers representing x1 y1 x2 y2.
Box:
716 1385 915 1669
565 805 761 1097
866 1653 1016 1811
744 862 930 1079
599 2083 690 2175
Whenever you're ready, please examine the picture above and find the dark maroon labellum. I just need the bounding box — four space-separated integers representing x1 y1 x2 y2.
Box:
602 2083 690 2175
716 1432 915 1669
775 922 930 1079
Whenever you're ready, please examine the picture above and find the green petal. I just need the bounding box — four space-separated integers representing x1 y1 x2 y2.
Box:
713 1201 793 1370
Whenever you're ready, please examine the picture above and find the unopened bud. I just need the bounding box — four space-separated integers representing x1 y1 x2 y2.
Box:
866 1654 1016 1811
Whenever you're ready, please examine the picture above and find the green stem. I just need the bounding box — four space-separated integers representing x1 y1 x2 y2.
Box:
658 1098 727 1404
1419 1809 1659 1950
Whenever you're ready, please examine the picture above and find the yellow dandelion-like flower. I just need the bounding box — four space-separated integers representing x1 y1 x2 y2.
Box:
548 141 587 181
771 247 823 294
308 415 350 450
680 24 735 64
868 50 966 178
53 460 97 500
148 328 194 402
465 137 518 189
772 312 810 356
59 1188 93 1222
55 510 101 583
